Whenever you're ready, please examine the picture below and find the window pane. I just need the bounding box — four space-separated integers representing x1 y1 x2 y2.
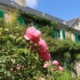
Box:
56 29 60 40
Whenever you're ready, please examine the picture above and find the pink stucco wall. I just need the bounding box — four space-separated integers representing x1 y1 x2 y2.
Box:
66 31 70 39
4 12 10 23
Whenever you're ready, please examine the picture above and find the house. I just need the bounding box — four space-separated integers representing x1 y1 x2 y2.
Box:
0 0 80 43
66 17 80 42
66 17 80 30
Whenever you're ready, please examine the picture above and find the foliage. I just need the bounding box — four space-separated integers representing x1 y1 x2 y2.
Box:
21 12 58 26
76 76 80 80
1 10 80 79
0 13 44 80
37 61 72 80
40 25 80 72
0 11 73 80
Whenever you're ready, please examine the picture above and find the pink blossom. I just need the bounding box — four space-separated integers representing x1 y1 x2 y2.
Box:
10 68 13 71
17 66 21 70
37 38 48 51
52 60 59 66
39 78 45 80
78 64 80 68
58 66 64 71
42 53 50 61
38 50 50 61
51 68 56 71
43 63 49 68
24 27 41 43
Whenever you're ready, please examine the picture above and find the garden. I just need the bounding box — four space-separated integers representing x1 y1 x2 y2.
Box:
0 11 80 80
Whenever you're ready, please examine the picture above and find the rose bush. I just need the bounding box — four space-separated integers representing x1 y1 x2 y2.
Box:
24 26 50 62
0 18 44 80
0 12 73 80
38 60 72 80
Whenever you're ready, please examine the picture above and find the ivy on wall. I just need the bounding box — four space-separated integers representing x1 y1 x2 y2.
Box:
21 12 58 26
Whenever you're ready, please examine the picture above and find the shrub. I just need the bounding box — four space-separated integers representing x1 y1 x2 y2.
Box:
0 13 44 80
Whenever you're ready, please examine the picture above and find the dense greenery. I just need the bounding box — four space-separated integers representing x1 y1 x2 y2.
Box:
0 16 72 80
40 26 80 70
0 15 44 79
21 12 58 26
0 10 80 79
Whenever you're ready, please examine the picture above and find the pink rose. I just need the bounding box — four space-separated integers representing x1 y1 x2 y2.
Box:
37 38 48 51
24 27 41 43
78 64 80 68
58 66 64 71
43 63 49 68
41 53 50 61
52 60 59 66
38 50 50 61
39 78 45 80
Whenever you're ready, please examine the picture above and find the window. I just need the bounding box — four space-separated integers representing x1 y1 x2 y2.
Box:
56 29 60 40
52 28 60 40
78 35 80 42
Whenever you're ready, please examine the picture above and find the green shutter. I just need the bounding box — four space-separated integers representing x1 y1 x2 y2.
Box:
52 28 57 39
0 10 4 18
74 33 79 42
34 22 40 30
18 16 24 25
62 29 66 39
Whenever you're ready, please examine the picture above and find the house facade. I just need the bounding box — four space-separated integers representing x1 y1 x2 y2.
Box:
66 17 80 42
0 0 80 43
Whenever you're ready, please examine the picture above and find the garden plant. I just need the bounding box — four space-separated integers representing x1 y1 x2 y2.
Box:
0 11 80 80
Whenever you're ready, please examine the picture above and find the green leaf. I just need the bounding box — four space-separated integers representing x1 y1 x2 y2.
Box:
6 71 11 77
0 69 5 72
0 28 2 32
11 59 16 64
2 56 7 63
1 35 9 39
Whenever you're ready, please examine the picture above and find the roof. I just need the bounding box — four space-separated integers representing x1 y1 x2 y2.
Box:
66 17 78 27
0 0 65 24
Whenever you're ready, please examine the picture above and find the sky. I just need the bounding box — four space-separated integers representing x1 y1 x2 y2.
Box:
26 0 80 21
